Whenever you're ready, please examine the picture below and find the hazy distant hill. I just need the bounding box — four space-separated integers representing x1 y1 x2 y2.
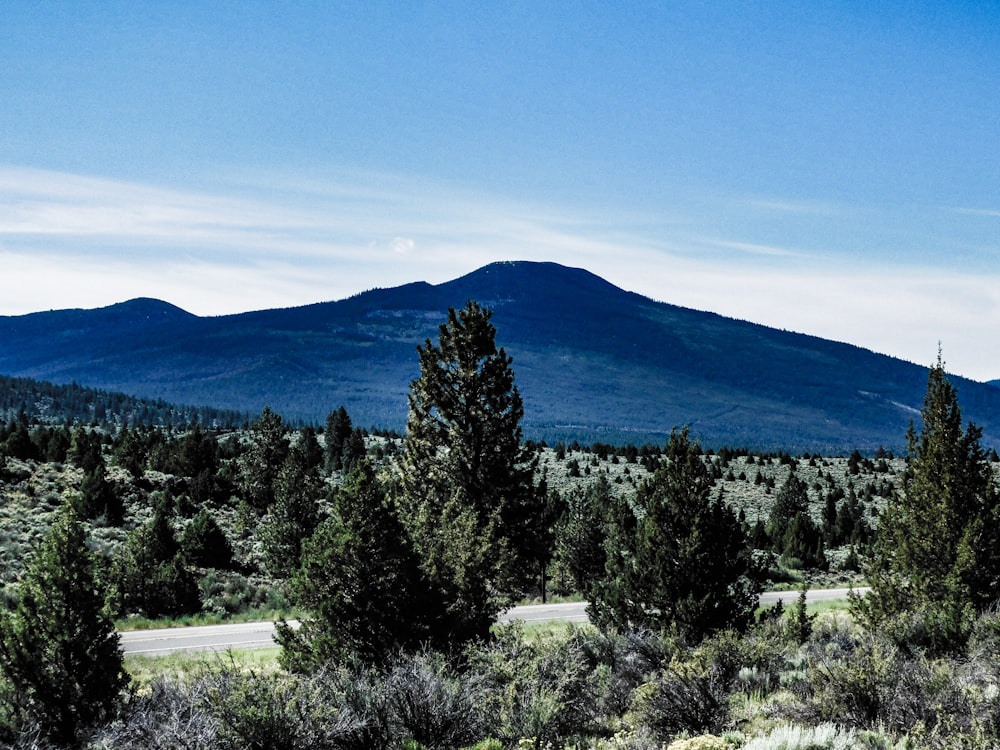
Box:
2 260 998 452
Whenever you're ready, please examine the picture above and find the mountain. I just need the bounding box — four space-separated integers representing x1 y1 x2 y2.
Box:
1 260 998 452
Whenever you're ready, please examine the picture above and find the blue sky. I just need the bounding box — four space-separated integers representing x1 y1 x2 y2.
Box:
2 2 1000 380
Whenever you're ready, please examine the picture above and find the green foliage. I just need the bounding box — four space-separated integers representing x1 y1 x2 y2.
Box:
552 475 612 596
70 426 105 473
113 425 148 478
666 736 733 750
170 423 221 478
590 428 763 641
396 300 543 646
296 424 325 474
180 508 235 570
779 513 827 571
384 651 489 749
468 624 599 746
107 501 201 619
766 473 809 549
238 406 291 514
0 501 128 744
78 458 125 525
278 461 433 670
259 447 323 578
629 666 729 742
741 723 877 750
860 358 1000 651
792 583 816 645
324 406 354 472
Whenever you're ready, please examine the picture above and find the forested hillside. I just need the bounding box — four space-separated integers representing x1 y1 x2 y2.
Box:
5 261 999 451
0 375 246 430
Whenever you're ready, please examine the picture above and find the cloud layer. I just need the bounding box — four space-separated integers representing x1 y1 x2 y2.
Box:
2 165 998 382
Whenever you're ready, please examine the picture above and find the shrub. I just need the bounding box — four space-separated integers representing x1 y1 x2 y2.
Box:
384 651 488 749
468 624 601 746
581 628 676 719
666 734 733 750
628 663 729 741
741 722 863 750
805 631 899 727
90 675 220 749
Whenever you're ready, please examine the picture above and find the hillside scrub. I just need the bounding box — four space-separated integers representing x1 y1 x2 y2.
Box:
4 610 998 747
0 421 915 609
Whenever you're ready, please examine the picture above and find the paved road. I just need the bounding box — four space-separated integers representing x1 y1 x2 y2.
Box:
121 587 868 657
120 620 299 657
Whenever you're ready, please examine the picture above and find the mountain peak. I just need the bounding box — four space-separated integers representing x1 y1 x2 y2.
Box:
107 298 195 319
440 260 636 309
1 262 998 451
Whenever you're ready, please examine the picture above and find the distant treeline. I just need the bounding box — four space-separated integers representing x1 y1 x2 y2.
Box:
0 375 248 430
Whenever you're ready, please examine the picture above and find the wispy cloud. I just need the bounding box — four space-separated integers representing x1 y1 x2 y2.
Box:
952 207 1000 219
743 197 844 216
3 166 1000 382
700 238 806 258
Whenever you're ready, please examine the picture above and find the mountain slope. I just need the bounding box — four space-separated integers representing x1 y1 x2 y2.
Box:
1 261 995 451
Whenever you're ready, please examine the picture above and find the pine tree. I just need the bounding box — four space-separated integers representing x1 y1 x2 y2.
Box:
259 447 323 578
180 508 235 570
860 356 1000 646
587 486 642 631
324 406 353 471
0 501 128 744
589 428 762 640
296 424 324 474
341 427 367 474
78 458 125 526
276 461 433 669
767 473 810 551
237 406 290 514
396 300 540 645
553 475 612 596
107 500 201 619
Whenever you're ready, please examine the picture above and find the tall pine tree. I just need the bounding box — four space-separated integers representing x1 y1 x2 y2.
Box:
589 429 762 641
276 461 433 669
396 300 541 645
0 501 128 744
861 356 1000 645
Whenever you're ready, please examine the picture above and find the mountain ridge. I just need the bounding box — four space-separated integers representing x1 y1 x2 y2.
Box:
1 260 996 452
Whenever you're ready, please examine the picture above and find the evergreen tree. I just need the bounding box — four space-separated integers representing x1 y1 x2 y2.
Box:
237 406 290 514
553 475 612 596
276 461 433 670
171 423 219 478
69 427 104 473
588 486 642 631
780 512 827 569
297 424 324 474
259 447 323 578
396 300 540 645
3 422 38 461
341 427 367 474
860 357 1000 645
180 508 235 570
324 406 353 471
42 425 71 463
107 500 200 619
113 425 147 478
589 429 762 640
78 458 125 526
0 502 128 744
767 473 810 552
